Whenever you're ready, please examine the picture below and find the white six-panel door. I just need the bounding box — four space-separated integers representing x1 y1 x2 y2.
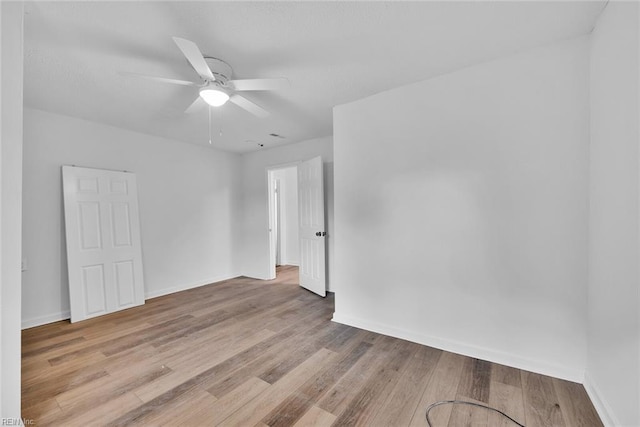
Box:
297 156 326 296
62 166 145 322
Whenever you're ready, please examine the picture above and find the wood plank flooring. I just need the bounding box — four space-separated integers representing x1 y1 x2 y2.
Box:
22 266 603 426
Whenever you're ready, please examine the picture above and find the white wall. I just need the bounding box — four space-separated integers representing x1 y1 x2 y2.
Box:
333 37 589 381
22 108 243 328
0 1 24 418
272 167 299 266
240 137 334 290
587 2 640 426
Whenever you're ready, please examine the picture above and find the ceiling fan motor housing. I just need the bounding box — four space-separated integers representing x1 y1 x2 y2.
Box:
203 57 233 86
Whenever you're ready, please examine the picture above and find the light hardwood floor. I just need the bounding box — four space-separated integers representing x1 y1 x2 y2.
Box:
22 266 603 426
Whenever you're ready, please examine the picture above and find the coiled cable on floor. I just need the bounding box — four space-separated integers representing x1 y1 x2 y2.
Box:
426 400 526 427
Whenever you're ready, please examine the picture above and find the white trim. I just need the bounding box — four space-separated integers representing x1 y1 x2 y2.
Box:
22 311 71 329
144 273 240 300
244 274 272 281
332 312 584 383
266 161 302 171
584 373 622 427
637 3 640 426
267 170 277 280
21 273 240 329
280 261 299 267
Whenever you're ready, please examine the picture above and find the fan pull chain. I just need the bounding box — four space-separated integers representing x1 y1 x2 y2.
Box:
219 107 223 137
208 106 212 145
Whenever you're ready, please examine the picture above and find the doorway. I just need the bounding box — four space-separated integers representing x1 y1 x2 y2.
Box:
267 165 299 279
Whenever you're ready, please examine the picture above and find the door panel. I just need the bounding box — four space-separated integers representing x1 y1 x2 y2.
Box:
63 166 145 322
110 179 128 194
78 202 102 250
78 177 99 193
110 202 132 247
114 260 135 306
298 156 326 296
81 264 107 315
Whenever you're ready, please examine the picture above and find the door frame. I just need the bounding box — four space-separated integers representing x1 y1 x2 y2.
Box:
273 177 281 267
266 162 299 280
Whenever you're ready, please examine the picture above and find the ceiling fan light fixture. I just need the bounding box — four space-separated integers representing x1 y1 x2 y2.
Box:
199 87 229 107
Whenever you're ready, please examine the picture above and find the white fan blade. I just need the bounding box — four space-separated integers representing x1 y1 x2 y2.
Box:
230 78 289 91
229 94 269 118
172 37 215 81
119 71 197 86
184 96 206 114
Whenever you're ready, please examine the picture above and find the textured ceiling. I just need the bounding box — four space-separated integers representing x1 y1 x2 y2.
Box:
24 1 604 153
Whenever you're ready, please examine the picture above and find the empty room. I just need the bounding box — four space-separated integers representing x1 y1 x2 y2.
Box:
1 1 639 426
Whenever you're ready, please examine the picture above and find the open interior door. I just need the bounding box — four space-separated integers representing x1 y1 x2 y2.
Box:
297 156 326 296
62 166 145 322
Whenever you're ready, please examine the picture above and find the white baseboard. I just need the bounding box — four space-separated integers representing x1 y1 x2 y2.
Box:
584 372 621 427
240 273 272 281
22 311 70 329
22 274 240 329
145 273 240 300
331 312 584 383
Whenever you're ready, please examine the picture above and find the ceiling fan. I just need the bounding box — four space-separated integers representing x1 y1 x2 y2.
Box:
121 37 289 118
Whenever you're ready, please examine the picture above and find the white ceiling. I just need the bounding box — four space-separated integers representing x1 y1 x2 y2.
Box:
24 1 604 153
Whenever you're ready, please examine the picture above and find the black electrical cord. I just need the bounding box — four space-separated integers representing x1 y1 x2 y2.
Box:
426 400 526 427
